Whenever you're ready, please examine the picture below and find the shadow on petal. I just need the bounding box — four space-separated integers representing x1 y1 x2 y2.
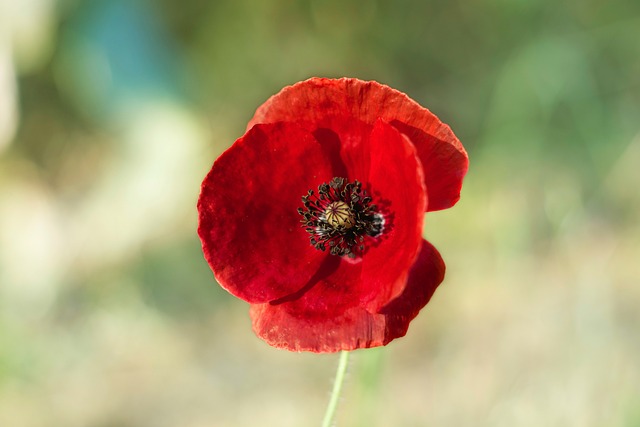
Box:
250 239 446 353
380 239 446 344
391 121 469 212
269 254 342 305
313 128 349 178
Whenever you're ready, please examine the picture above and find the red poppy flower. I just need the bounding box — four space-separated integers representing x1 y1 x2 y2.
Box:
198 77 468 353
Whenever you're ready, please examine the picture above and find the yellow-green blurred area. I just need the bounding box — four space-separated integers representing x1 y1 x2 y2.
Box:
1 0 639 426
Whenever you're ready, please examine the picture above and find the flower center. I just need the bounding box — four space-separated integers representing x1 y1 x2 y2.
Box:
298 177 384 258
324 201 355 229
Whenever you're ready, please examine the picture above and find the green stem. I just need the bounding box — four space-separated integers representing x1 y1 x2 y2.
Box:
321 350 350 427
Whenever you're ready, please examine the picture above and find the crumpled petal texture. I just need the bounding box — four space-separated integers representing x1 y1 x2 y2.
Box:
198 77 467 353
249 77 469 212
251 240 445 352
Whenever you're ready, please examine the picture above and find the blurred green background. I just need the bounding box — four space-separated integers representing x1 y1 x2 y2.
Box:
1 0 639 426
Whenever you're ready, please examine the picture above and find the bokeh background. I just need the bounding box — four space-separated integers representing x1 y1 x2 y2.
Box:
1 0 639 426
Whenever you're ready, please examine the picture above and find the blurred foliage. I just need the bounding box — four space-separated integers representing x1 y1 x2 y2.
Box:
0 0 639 426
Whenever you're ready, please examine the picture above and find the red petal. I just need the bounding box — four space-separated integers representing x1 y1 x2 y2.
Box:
379 239 445 341
266 120 425 314
357 119 426 311
250 240 445 353
197 122 334 303
249 77 468 212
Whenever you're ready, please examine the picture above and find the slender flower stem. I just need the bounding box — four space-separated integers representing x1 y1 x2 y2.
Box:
321 350 351 427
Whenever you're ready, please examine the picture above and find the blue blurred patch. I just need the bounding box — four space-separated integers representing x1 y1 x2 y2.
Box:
58 0 186 117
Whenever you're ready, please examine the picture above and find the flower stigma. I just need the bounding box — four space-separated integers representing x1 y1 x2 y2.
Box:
324 201 355 229
298 177 384 258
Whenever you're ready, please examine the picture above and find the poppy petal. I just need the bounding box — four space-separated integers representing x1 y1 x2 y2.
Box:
379 239 445 342
357 119 427 311
248 77 468 212
197 122 335 303
264 120 425 314
250 239 445 352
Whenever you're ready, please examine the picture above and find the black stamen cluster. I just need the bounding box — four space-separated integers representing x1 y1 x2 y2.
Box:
297 177 384 258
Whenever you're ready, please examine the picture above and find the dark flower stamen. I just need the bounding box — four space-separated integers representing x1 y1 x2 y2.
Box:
298 177 384 258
